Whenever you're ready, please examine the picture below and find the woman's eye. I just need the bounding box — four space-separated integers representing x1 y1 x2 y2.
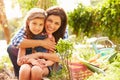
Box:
47 19 52 23
55 22 59 25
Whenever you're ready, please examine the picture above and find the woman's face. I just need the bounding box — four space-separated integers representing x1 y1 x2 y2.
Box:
45 15 61 34
28 18 44 35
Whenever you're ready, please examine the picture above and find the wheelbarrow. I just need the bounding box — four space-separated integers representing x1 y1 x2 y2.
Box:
89 37 115 56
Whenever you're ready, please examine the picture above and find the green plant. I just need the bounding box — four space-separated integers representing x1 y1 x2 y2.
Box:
0 55 12 71
68 0 120 44
55 38 73 79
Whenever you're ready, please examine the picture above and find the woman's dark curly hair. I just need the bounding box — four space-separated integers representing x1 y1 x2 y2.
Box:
45 6 67 43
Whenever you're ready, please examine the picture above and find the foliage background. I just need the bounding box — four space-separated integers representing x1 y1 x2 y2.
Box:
0 0 120 79
2 0 119 44
68 0 120 44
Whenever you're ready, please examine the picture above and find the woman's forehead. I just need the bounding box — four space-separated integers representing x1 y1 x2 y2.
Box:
47 15 61 21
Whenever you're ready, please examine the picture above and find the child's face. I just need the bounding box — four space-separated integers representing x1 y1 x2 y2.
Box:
45 15 61 34
28 18 44 35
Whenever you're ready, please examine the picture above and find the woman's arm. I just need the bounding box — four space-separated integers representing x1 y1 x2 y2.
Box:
11 27 56 51
11 26 69 49
26 52 60 62
18 38 56 52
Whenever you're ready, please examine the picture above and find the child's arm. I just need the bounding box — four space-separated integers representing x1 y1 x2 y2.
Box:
17 49 42 67
17 48 27 66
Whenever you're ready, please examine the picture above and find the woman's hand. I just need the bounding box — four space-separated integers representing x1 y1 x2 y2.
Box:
42 38 56 52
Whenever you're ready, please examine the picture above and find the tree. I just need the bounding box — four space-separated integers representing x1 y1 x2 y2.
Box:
18 0 57 15
37 0 57 10
0 0 10 44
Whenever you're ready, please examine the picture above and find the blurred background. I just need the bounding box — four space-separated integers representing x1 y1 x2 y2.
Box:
0 0 120 79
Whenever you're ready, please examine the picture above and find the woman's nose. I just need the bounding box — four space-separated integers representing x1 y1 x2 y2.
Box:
50 23 54 28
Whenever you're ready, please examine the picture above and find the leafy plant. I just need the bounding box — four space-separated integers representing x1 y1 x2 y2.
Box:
55 38 73 79
68 0 120 44
0 55 12 71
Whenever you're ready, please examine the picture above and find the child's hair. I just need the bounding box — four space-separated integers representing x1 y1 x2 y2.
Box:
24 8 46 39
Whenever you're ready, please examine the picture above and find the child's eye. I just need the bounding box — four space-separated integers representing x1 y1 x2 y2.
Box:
33 22 37 25
39 24 43 26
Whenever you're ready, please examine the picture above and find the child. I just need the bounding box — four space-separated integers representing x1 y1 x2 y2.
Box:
17 8 54 80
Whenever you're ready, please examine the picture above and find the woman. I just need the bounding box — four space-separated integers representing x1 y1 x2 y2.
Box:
7 6 68 79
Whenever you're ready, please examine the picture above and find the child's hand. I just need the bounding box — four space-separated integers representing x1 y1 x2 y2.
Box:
37 59 46 64
30 59 46 69
17 56 29 66
20 56 29 63
37 59 54 67
17 58 23 66
44 60 54 66
37 59 47 68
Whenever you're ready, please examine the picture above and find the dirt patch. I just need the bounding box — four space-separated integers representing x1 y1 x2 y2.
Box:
0 69 18 80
